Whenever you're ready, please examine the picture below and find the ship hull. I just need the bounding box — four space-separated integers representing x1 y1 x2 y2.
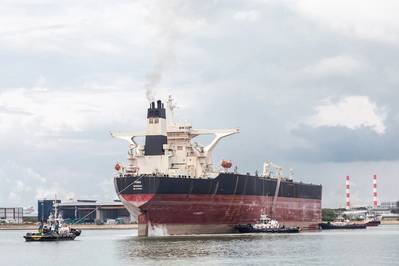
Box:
115 174 322 236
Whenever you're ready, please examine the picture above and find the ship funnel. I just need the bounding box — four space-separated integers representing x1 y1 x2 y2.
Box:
145 99 167 156
147 100 166 119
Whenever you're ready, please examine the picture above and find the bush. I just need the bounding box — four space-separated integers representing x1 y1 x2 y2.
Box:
322 209 337 222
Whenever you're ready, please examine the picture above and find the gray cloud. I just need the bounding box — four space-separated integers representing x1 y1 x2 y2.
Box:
0 0 398 207
289 125 398 162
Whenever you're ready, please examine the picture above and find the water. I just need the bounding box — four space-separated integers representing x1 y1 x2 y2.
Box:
1 226 398 266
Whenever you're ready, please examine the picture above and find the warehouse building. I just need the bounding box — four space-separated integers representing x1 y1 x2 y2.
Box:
380 201 399 210
0 207 23 224
38 199 132 224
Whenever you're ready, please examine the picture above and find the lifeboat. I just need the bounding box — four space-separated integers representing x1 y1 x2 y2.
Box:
221 160 232 169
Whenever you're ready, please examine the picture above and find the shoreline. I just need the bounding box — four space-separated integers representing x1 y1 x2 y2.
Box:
0 224 138 230
381 220 399 225
1 221 398 231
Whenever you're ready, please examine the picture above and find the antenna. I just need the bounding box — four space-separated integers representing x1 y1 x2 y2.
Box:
54 194 58 221
288 169 294 179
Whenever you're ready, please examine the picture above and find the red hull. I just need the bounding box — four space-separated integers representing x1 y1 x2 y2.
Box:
120 194 321 236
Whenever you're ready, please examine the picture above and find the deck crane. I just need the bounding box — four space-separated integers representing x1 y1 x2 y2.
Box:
262 161 288 218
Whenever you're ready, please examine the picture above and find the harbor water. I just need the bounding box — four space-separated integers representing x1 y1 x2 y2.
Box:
1 225 398 266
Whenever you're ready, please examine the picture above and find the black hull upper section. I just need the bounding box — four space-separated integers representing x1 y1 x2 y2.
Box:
115 173 322 200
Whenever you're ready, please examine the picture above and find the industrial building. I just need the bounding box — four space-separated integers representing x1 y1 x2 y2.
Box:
0 207 23 224
56 200 131 224
38 199 61 222
38 199 132 224
380 201 399 210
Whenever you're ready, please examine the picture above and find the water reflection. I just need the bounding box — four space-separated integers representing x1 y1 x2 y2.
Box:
117 233 301 263
1 228 398 266
111 227 399 265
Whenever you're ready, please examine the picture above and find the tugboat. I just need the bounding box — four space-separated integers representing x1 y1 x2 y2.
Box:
365 220 381 227
24 228 77 242
365 214 381 227
319 220 367 230
235 214 301 233
24 206 81 242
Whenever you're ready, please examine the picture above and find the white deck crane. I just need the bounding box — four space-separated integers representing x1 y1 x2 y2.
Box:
262 161 287 218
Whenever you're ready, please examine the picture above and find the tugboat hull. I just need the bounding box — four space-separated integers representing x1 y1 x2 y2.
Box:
235 224 300 233
319 222 367 230
366 220 381 227
24 233 76 242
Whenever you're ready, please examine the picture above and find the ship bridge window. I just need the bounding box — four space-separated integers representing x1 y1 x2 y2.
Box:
154 118 159 124
149 118 154 124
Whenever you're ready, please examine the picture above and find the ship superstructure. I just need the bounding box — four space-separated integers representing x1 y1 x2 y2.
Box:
112 97 322 236
112 97 239 178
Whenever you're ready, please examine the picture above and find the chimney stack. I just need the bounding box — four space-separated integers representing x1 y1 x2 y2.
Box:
373 175 378 209
346 176 350 210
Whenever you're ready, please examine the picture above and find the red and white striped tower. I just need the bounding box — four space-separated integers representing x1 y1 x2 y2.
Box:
372 174 378 208
345 175 350 210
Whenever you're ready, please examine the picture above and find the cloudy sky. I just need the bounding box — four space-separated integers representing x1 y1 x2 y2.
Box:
1 0 398 208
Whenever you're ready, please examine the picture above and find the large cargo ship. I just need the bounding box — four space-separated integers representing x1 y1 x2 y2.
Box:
112 97 322 236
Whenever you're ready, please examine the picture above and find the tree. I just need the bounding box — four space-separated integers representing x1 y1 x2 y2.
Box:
322 209 338 222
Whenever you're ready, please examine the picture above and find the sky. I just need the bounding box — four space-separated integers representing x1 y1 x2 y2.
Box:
0 0 398 208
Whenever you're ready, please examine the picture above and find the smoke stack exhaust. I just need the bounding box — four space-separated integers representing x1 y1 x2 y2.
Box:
373 175 378 209
346 175 350 210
